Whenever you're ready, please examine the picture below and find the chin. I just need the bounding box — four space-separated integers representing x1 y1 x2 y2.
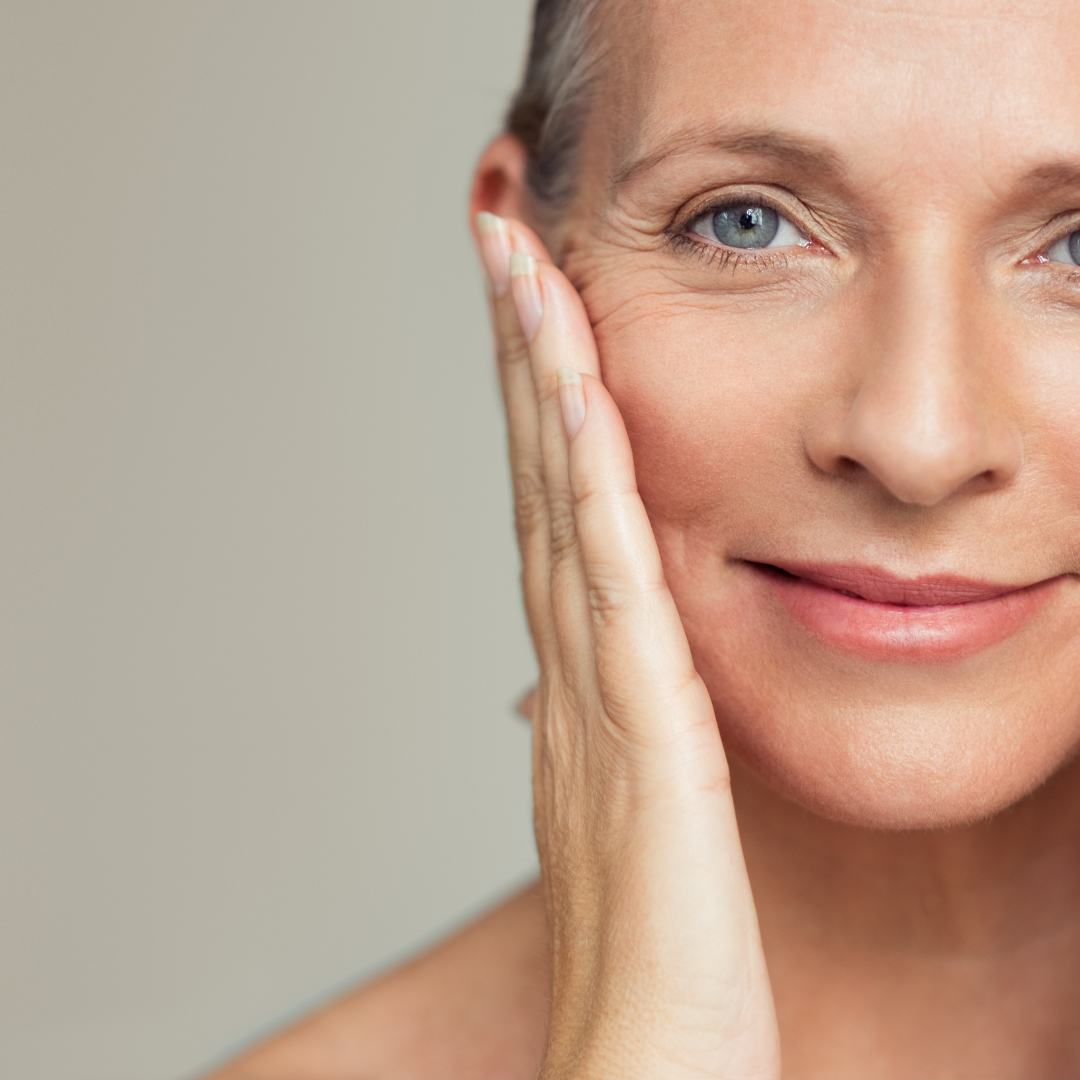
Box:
718 698 1074 831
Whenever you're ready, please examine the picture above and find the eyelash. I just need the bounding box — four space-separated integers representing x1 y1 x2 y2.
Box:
670 211 1080 279
667 231 795 272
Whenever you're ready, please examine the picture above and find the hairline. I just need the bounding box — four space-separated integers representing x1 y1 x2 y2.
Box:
506 0 610 223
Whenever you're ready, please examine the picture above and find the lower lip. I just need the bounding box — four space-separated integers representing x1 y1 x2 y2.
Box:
749 565 1062 661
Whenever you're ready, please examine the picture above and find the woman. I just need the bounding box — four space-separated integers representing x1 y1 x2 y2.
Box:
212 1 1080 1076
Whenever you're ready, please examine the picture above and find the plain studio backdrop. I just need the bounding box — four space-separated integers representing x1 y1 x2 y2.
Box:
0 3 539 1078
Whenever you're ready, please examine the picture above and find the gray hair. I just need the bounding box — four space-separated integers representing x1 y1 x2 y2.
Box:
506 0 606 221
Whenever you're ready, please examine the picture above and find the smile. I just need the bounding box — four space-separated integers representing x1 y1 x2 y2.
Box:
747 561 1064 660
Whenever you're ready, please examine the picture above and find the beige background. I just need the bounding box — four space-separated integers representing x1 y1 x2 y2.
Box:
0 3 539 1077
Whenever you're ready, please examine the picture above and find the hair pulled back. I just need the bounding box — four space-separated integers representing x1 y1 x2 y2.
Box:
506 0 605 220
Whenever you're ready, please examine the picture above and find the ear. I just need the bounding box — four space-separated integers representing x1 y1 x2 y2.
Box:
468 134 535 244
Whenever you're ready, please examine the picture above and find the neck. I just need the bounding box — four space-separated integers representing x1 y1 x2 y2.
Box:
731 753 1080 1077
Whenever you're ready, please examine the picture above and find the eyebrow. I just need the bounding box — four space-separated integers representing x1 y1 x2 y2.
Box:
613 124 1080 208
1016 161 1080 196
612 124 845 188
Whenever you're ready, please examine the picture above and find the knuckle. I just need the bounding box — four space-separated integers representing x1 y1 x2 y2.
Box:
587 572 665 623
495 326 529 368
547 503 579 567
584 562 633 614
512 467 548 542
588 580 632 621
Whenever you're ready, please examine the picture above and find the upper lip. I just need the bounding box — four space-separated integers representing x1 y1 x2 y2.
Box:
756 561 1035 606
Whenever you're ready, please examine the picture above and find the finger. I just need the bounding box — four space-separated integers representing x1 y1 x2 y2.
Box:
508 251 603 690
564 372 722 761
476 213 559 668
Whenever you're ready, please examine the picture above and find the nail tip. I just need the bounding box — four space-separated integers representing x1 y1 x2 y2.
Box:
556 366 582 387
509 252 536 277
476 211 502 233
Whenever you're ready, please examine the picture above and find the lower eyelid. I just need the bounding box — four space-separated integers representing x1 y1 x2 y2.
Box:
669 233 790 270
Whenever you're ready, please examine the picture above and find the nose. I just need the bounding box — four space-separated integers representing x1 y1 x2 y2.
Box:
807 256 1022 507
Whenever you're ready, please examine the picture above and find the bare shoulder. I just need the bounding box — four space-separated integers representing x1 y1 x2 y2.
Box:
205 882 549 1080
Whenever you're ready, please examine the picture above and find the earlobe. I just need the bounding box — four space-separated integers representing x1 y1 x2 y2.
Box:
469 134 533 240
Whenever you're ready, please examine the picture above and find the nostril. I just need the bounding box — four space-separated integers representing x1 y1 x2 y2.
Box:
806 402 1021 504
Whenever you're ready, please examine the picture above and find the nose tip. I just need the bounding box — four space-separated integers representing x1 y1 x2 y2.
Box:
807 256 1023 508
836 396 1021 506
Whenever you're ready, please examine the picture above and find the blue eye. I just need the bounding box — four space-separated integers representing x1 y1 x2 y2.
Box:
690 202 806 250
1047 230 1080 266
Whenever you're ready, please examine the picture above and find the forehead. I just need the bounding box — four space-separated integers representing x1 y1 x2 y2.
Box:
600 0 1080 195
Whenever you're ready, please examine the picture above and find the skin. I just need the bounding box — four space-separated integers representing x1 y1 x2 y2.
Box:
209 2 1080 1077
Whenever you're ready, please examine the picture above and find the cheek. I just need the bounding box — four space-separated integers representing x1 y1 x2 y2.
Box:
589 287 1080 830
594 293 833 533
1028 330 1080 498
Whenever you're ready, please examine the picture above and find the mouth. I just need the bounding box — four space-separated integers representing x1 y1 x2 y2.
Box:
745 560 1063 660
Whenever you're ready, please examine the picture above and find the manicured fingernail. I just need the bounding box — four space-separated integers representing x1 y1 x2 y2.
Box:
476 212 512 298
557 367 585 440
510 253 543 341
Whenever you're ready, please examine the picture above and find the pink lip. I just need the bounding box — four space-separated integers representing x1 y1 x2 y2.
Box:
748 561 1062 660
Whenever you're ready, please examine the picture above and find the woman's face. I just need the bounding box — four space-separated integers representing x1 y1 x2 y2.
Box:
560 0 1080 828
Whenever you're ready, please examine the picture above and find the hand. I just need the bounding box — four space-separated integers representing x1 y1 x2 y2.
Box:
475 212 781 1080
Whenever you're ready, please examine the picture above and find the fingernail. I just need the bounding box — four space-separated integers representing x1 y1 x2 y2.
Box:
510 253 543 341
557 367 585 440
476 212 512 298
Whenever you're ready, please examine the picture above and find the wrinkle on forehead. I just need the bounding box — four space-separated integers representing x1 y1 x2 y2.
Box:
588 0 1080 212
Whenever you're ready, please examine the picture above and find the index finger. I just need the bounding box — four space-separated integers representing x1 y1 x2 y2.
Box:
474 213 559 667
